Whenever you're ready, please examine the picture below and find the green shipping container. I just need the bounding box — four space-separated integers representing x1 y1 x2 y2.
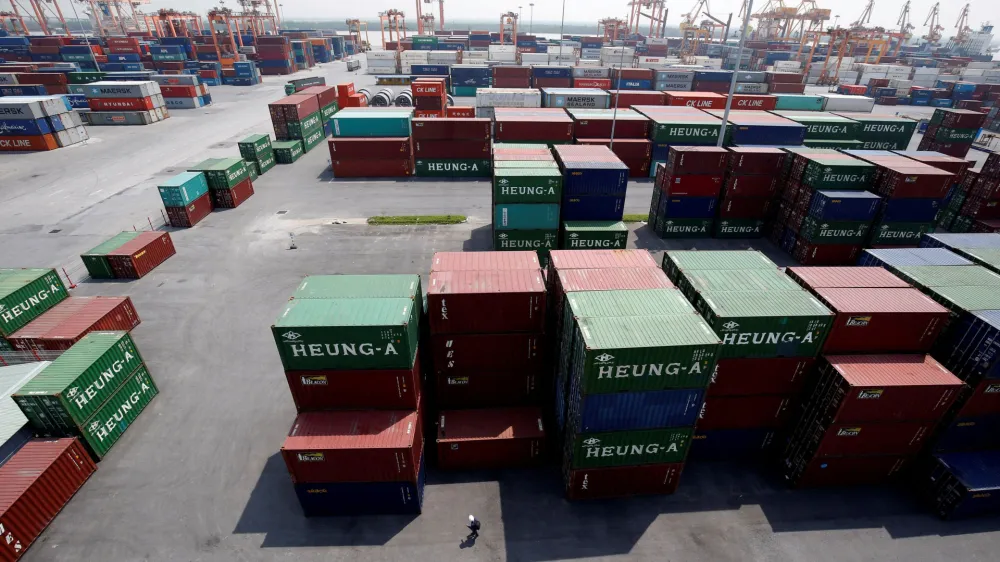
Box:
858 139 909 150
956 248 1000 275
568 426 694 468
320 102 339 122
272 297 419 370
832 113 917 141
68 72 106 84
286 112 323 139
662 250 777 283
868 222 934 246
152 53 186 61
936 209 957 230
246 160 259 181
61 54 93 62
698 291 833 358
892 265 1000 290
771 111 861 140
79 365 158 459
951 215 973 233
81 232 142 279
0 269 68 337
256 150 277 174
452 86 478 96
642 113 726 143
714 218 765 239
933 127 978 142
194 158 249 190
801 158 875 190
493 203 561 230
561 221 628 249
331 108 413 137
654 217 712 238
772 94 825 111
300 126 326 153
571 314 720 394
415 159 492 177
798 216 870 244
493 168 563 203
493 160 559 169
13 331 144 431
273 140 304 163
292 274 422 319
493 229 558 254
923 285 1000 315
803 139 865 149
679 268 802 305
238 134 273 161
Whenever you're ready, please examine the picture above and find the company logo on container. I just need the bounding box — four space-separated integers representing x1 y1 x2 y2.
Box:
985 384 1000 394
582 438 680 458
857 389 884 400
722 321 740 331
297 452 325 462
595 353 615 363
837 427 862 437
846 316 872 327
0 522 22 554
282 331 302 341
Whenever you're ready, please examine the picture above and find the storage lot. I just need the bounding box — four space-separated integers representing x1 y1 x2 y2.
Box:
2 62 1000 561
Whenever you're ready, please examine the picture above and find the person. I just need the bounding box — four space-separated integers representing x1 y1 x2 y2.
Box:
467 515 481 539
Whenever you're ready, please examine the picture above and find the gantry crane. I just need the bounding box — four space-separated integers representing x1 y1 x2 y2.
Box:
923 2 944 44
378 9 407 47
346 18 370 51
748 0 796 41
954 3 973 44
11 0 73 36
0 10 27 34
851 0 874 29
143 9 203 37
415 0 444 34
599 17 628 42
680 0 731 47
499 11 517 45
897 1 913 35
627 1 667 38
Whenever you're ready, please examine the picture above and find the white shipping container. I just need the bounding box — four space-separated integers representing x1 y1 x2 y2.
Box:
967 62 994 69
475 87 542 108
886 71 912 80
83 81 160 98
914 67 941 75
490 54 517 62
464 51 489 61
366 50 399 61
820 93 875 112
962 68 986 77
887 65 911 74
576 59 601 67
0 73 18 85
489 45 517 54
549 54 576 64
961 76 988 84
774 60 802 71
475 106 495 119
573 66 611 78
520 53 548 64
581 48 602 59
54 125 89 147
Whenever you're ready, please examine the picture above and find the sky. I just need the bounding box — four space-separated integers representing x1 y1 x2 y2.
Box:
140 0 998 35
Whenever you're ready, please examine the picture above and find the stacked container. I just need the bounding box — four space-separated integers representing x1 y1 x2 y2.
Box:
553 144 629 224
413 118 491 178
273 275 425 515
329 108 415 177
0 269 68 352
296 85 340 137
81 81 168 126
633 106 724 174
427 253 548 470
492 66 531 88
571 108 651 178
662 251 834 462
718 147 787 238
649 146 727 239
268 93 324 154
156 171 211 228
256 36 295 75
492 144 561 261
919 109 986 158
412 77 448 118
0 95 87 151
894 150 971 233
951 154 1000 233
494 108 573 144
768 111 862 150
830 113 918 150
238 134 277 178
188 158 254 209
5 296 139 354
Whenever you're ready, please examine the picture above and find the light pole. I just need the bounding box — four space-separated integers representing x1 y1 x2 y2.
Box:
529 3 534 34
834 15 840 28
559 0 566 43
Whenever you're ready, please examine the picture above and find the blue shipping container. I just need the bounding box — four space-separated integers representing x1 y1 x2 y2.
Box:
925 450 1000 519
809 190 881 221
532 66 572 78
411 64 450 75
64 94 89 109
651 143 671 161
931 98 954 108
562 163 629 197
781 227 798 253
857 247 972 268
561 195 626 221
107 53 141 62
0 425 32 468
0 85 48 96
936 309 1000 382
494 203 561 230
293 460 424 516
616 79 652 90
729 123 807 145
658 195 717 219
932 415 1000 453
688 428 777 461
572 388 704 433
920 232 1000 250
881 198 940 222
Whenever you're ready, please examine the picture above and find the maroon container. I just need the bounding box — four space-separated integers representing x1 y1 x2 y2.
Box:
413 139 491 159
411 118 491 140
549 249 659 270
435 370 544 408
331 159 413 177
814 287 949 354
698 395 793 430
0 439 97 562
107 231 176 279
806 420 933 457
960 195 1000 219
786 266 910 289
565 463 683 500
165 191 212 228
297 85 338 108
534 77 572 88
769 82 807 94
430 250 541 271
954 379 1000 418
436 407 546 470
328 137 411 159
611 68 654 80
898 151 972 175
571 115 650 139
722 174 778 198
257 45 291 57
719 195 771 218
766 72 804 84
284 356 421 412
493 66 531 78
427 269 546 334
691 80 731 93
271 94 320 120
431 332 545 373
657 174 723 197
793 240 862 265
972 219 1000 233
576 138 651 160
414 95 444 111
789 454 907 488
731 95 778 110
609 90 666 108
663 146 728 174
7 296 140 352
709 357 814 396
209 177 255 209
936 108 986 129
876 166 953 198
727 147 787 174
495 119 574 142
493 77 531 88
281 408 423 484
623 159 651 177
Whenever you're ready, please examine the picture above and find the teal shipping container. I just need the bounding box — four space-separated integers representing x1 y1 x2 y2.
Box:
157 172 209 207
330 108 413 137
493 204 561 230
772 94 824 111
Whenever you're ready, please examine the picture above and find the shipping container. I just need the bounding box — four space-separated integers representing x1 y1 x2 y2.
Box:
698 291 833 358
570 387 704 432
919 450 1000 519
689 427 776 461
77 365 157 459
661 250 776 282
427 270 546 334
431 332 545 374
7 297 139 352
798 419 934 457
436 407 545 469
0 438 96 561
0 269 68 338
812 287 948 353
786 453 908 488
435 368 544 408
0 362 48 466
565 462 683 500
561 221 628 250
566 426 693 469
282 408 422 483
698 394 793 430
677 268 801 304
285 355 421 412
106 231 176 279
80 232 141 279
858 247 972 268
165 192 212 228
709 357 814 396
786 266 911 289
430 251 541 272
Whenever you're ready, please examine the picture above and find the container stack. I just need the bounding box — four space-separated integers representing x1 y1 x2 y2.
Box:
0 269 68 360
474 88 541 119
0 95 88 151
768 110 862 150
919 109 986 158
80 81 169 126
412 118 491 177
492 144 561 259
157 171 212 228
272 275 425 515
571 108 652 177
661 251 833 462
268 93 325 155
427 253 548 471
294 85 339 137
492 65 531 88
329 108 414 177
450 64 491 96
153 74 211 110
80 231 176 280
13 331 159 460
893 150 971 233
412 77 448 118
717 147 787 238
257 36 295 75
5 296 139 354
831 113 918 150
649 146 727 239
238 134 277 177
633 106 724 175
553 145 629 227
494 108 574 144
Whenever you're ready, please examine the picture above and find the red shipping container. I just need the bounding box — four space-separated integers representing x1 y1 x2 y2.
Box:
769 82 807 94
495 119 573 142
7 296 140 352
793 240 862 265
272 94 319 120
786 266 910 289
767 72 804 84
814 287 949 354
723 174 778 198
550 249 659 270
427 270 546 334
198 70 219 80
436 407 546 470
699 395 793 430
534 77 572 88
107 231 176 280
430 250 541 271
806 420 934 457
257 45 291 57
165 191 213 227
285 356 421 411
414 95 445 111
732 95 778 110
209 178 255 209
663 146 728 174
574 78 612 89
877 167 953 198
576 138 651 160
610 90 666 108
281 408 423 484
413 80 446 96
493 66 532 78
493 77 532 88
435 370 544 408
572 116 649 139
658 174 723 197
159 85 198 98
623 159 651 177
14 72 66 85
297 85 338 108
108 46 140 54
719 195 771 218
88 97 156 111
789 455 907 488
413 139 491 159
960 196 1000 220
664 92 727 108
709 357 814 396
328 137 411 159
106 37 139 47
0 135 58 152
0 438 96 562
412 118 490 140
612 68 654 80
331 159 412 177
431 332 545 374
953 379 1000 418
335 82 355 100
445 106 475 118
565 463 683 500
413 109 444 118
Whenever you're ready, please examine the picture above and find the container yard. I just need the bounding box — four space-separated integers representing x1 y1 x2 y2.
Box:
5 0 1000 560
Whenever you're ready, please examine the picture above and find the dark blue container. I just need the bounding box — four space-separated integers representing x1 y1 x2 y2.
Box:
0 46 29 55
161 37 193 46
952 91 975 101
912 98 930 106
809 190 881 221
150 45 185 55
561 162 629 196
0 425 31 468
857 247 972 268
0 85 47 96
652 143 671 161
934 309 1000 383
0 36 30 46
574 388 704 432
880 198 941 222
931 98 954 108
411 64 450 75
730 122 807 145
233 62 255 77
617 79 652 90
198 52 220 61
293 458 425 516
258 59 292 68
920 232 1000 250
532 65 572 78
688 428 777 461
658 195 717 219
225 77 258 86
561 194 626 221
923 450 1000 519
781 226 798 253
65 94 89 109
60 45 93 55
932 415 1000 453
30 53 61 62
694 70 733 82
107 53 141 62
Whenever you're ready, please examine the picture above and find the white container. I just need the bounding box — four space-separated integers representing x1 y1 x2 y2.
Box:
548 54 576 64
464 51 489 61
475 88 542 108
774 60 802 71
967 61 994 69
0 73 18 85
366 50 399 61
54 125 89 147
489 45 516 55
520 53 548 64
962 68 986 77
576 59 601 67
541 88 610 109
914 67 941 75
581 48 602 59
82 81 160 98
475 106 495 119
887 65 911 74
573 66 610 78
820 93 875 112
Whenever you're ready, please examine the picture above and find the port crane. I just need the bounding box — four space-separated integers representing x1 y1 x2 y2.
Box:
598 17 627 42
415 0 444 34
378 9 407 46
923 2 944 44
954 3 972 44
499 11 517 45
850 0 874 29
0 7 27 35
626 1 667 38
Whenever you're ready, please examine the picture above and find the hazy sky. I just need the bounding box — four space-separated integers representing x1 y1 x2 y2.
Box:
142 0 997 34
